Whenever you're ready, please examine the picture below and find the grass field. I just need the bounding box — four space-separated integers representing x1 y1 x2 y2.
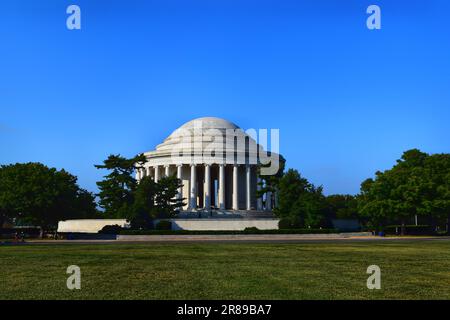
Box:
0 241 449 300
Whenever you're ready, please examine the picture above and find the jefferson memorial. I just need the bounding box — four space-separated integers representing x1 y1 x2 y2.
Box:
58 117 282 232
136 117 280 216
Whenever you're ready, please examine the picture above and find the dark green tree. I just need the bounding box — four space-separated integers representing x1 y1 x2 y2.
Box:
0 207 14 229
274 169 325 228
73 189 99 219
130 176 158 228
417 153 450 232
95 154 146 218
0 162 98 236
130 175 185 229
358 149 450 235
323 194 359 222
257 155 286 208
154 175 185 217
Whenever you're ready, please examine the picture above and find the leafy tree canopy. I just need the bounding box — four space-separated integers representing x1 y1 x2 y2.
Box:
274 168 325 228
0 162 98 231
358 149 450 233
324 194 358 220
94 154 146 218
95 154 185 228
131 175 185 229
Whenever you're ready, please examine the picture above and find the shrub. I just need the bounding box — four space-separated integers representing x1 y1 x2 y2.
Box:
154 220 172 230
278 218 291 229
384 225 434 236
0 228 41 239
120 228 339 235
99 225 123 234
244 227 259 232
278 217 303 229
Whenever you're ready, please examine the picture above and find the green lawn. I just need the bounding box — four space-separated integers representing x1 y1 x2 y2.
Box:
0 241 449 300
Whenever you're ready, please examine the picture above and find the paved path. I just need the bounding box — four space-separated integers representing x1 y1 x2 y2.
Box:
2 235 450 245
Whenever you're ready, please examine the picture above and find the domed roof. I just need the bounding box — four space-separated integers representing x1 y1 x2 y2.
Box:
145 116 264 166
177 117 239 131
156 116 248 152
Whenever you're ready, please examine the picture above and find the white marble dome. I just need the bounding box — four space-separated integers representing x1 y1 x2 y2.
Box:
149 117 257 163
138 117 278 212
177 117 239 130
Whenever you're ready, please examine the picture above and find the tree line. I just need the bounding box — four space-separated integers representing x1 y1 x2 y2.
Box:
0 149 449 235
273 149 450 234
0 154 184 235
0 163 98 237
94 154 184 229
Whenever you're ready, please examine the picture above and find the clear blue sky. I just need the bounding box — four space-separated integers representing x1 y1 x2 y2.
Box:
1 0 449 195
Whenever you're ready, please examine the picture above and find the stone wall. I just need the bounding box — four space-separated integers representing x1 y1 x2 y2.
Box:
57 219 129 233
168 218 280 231
57 218 279 233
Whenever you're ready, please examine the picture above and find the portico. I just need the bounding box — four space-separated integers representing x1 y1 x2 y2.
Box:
136 117 278 214
137 163 271 212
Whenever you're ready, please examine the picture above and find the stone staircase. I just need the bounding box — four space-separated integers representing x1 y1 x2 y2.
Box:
176 210 276 219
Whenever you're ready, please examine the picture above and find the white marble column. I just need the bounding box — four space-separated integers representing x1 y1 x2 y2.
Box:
246 165 252 210
204 164 211 211
232 164 239 210
266 191 272 211
219 164 225 210
154 165 159 182
165 165 170 177
274 189 279 209
190 164 197 210
256 177 263 211
177 165 183 199
136 168 142 180
146 166 151 178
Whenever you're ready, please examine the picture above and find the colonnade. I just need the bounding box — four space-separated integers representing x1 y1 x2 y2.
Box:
136 164 274 212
